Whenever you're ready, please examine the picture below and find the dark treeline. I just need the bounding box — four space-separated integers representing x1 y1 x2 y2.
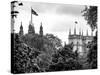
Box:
12 32 96 74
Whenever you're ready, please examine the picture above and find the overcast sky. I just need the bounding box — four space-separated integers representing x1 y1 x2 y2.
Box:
14 1 92 44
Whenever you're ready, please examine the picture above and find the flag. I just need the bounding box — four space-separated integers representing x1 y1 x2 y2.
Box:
11 1 18 4
19 2 23 6
75 21 78 24
31 8 38 16
11 11 19 14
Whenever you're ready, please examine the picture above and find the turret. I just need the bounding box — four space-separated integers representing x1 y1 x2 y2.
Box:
74 21 77 35
39 22 43 36
69 28 71 35
82 30 83 36
28 22 35 35
86 29 88 36
19 22 24 36
74 27 76 35
91 31 93 36
79 28 81 35
64 42 67 47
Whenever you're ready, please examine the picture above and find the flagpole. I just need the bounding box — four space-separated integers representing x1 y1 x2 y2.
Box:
31 7 32 24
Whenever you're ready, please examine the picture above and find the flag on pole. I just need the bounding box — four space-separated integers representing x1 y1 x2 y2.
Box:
31 8 38 16
75 21 78 24
19 2 23 6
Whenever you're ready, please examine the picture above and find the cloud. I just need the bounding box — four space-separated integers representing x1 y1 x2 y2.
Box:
55 4 85 16
15 1 92 44
21 1 85 16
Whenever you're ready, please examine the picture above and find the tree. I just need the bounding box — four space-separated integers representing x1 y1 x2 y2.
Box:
20 33 63 72
82 6 97 69
48 43 82 71
46 34 62 50
36 53 52 72
87 32 97 69
13 34 41 73
82 6 97 31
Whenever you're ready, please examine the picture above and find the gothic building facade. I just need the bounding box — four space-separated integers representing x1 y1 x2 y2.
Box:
68 28 93 56
19 21 43 36
28 22 35 35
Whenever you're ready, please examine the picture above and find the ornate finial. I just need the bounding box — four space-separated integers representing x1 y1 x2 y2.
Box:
74 27 76 35
20 21 23 29
41 22 42 26
91 31 93 36
87 29 88 36
21 21 22 25
82 30 83 36
19 22 23 36
79 28 81 35
64 42 67 47
69 28 71 35
40 22 43 36
74 21 78 35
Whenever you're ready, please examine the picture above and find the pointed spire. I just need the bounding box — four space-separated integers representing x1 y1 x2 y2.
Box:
82 30 83 36
74 21 78 35
79 28 81 35
69 28 71 35
91 31 93 36
87 29 88 36
19 22 23 36
74 27 76 35
64 42 67 47
20 22 23 29
39 22 43 36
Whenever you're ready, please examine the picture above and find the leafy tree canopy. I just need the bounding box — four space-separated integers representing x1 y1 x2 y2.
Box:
82 6 97 31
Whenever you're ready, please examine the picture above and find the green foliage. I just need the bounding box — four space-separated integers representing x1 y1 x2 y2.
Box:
48 44 82 71
46 34 62 49
87 32 97 69
13 34 40 73
13 33 63 73
82 5 97 69
82 6 97 31
13 33 89 73
36 53 52 72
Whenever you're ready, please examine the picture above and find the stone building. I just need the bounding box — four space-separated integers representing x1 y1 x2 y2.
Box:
19 21 43 36
68 28 93 56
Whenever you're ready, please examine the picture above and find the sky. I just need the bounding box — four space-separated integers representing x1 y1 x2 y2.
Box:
13 1 92 44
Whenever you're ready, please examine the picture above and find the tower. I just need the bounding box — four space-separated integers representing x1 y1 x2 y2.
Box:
19 22 23 36
28 7 36 35
39 22 43 36
28 22 35 35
